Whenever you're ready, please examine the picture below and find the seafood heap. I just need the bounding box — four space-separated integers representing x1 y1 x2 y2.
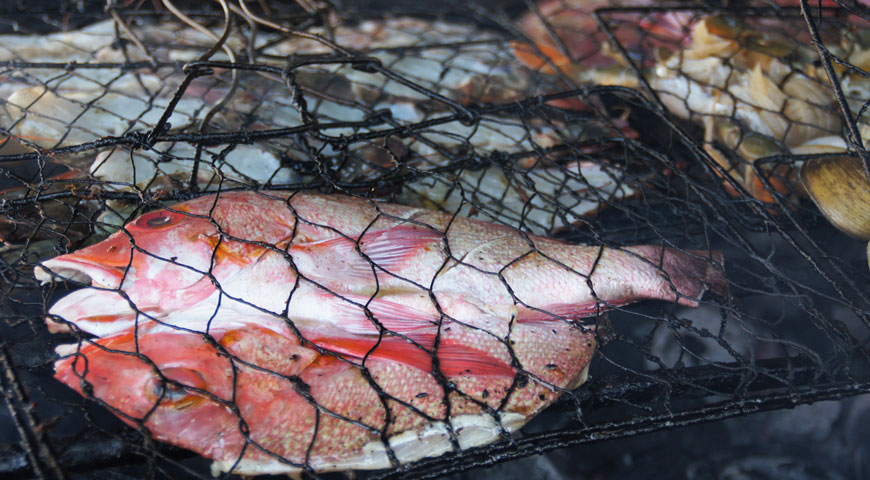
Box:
509 0 870 270
39 191 726 474
0 14 639 252
260 17 534 105
649 14 868 202
513 2 870 204
648 11 870 260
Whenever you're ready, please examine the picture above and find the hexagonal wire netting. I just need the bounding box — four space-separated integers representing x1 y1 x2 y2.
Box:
0 0 868 478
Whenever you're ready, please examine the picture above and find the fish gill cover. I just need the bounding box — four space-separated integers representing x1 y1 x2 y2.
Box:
0 0 868 478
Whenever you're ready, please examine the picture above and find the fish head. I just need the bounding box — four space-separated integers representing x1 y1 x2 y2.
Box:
36 192 299 291
54 325 320 470
38 207 220 286
35 192 306 334
35 204 267 333
55 330 235 433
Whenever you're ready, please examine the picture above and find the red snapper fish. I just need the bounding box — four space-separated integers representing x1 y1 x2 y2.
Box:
54 321 596 475
42 191 725 474
35 191 726 339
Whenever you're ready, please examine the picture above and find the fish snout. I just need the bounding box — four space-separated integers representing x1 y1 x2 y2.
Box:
34 234 134 288
66 233 135 269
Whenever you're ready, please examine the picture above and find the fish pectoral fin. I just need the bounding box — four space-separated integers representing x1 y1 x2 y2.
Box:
310 335 434 372
331 294 441 335
429 338 516 377
311 334 514 378
291 225 442 280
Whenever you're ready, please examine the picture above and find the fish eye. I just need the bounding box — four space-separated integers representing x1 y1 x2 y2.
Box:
146 216 173 227
147 378 186 402
133 210 186 230
145 367 206 410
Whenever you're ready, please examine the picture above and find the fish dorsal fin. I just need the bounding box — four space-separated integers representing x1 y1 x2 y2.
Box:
311 334 514 378
291 225 442 281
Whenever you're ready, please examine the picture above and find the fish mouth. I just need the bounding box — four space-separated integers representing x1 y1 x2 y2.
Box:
44 287 139 335
36 257 141 335
35 256 127 290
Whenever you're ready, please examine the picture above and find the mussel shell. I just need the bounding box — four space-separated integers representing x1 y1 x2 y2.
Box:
800 156 870 240
705 15 742 40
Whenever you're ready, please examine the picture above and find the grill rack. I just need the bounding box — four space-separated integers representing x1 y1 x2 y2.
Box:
0 0 869 478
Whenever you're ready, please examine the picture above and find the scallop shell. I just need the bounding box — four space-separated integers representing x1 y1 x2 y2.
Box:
801 156 870 240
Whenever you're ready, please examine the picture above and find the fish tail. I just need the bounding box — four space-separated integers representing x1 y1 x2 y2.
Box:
629 246 727 307
663 248 727 307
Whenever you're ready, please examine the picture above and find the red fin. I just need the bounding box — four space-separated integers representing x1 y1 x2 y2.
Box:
325 293 441 335
312 335 514 378
357 226 443 271
292 225 442 280
366 299 440 331
680 250 727 298
629 247 727 307
433 339 516 377
311 335 434 372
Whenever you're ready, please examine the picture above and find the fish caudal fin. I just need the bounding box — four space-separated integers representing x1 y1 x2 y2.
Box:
661 248 727 307
629 246 727 307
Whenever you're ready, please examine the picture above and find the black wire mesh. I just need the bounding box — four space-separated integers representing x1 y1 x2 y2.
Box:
1 0 869 478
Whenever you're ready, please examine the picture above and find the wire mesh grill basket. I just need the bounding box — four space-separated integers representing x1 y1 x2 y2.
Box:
1 0 869 478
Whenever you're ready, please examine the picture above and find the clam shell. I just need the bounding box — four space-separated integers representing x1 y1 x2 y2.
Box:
800 156 870 240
